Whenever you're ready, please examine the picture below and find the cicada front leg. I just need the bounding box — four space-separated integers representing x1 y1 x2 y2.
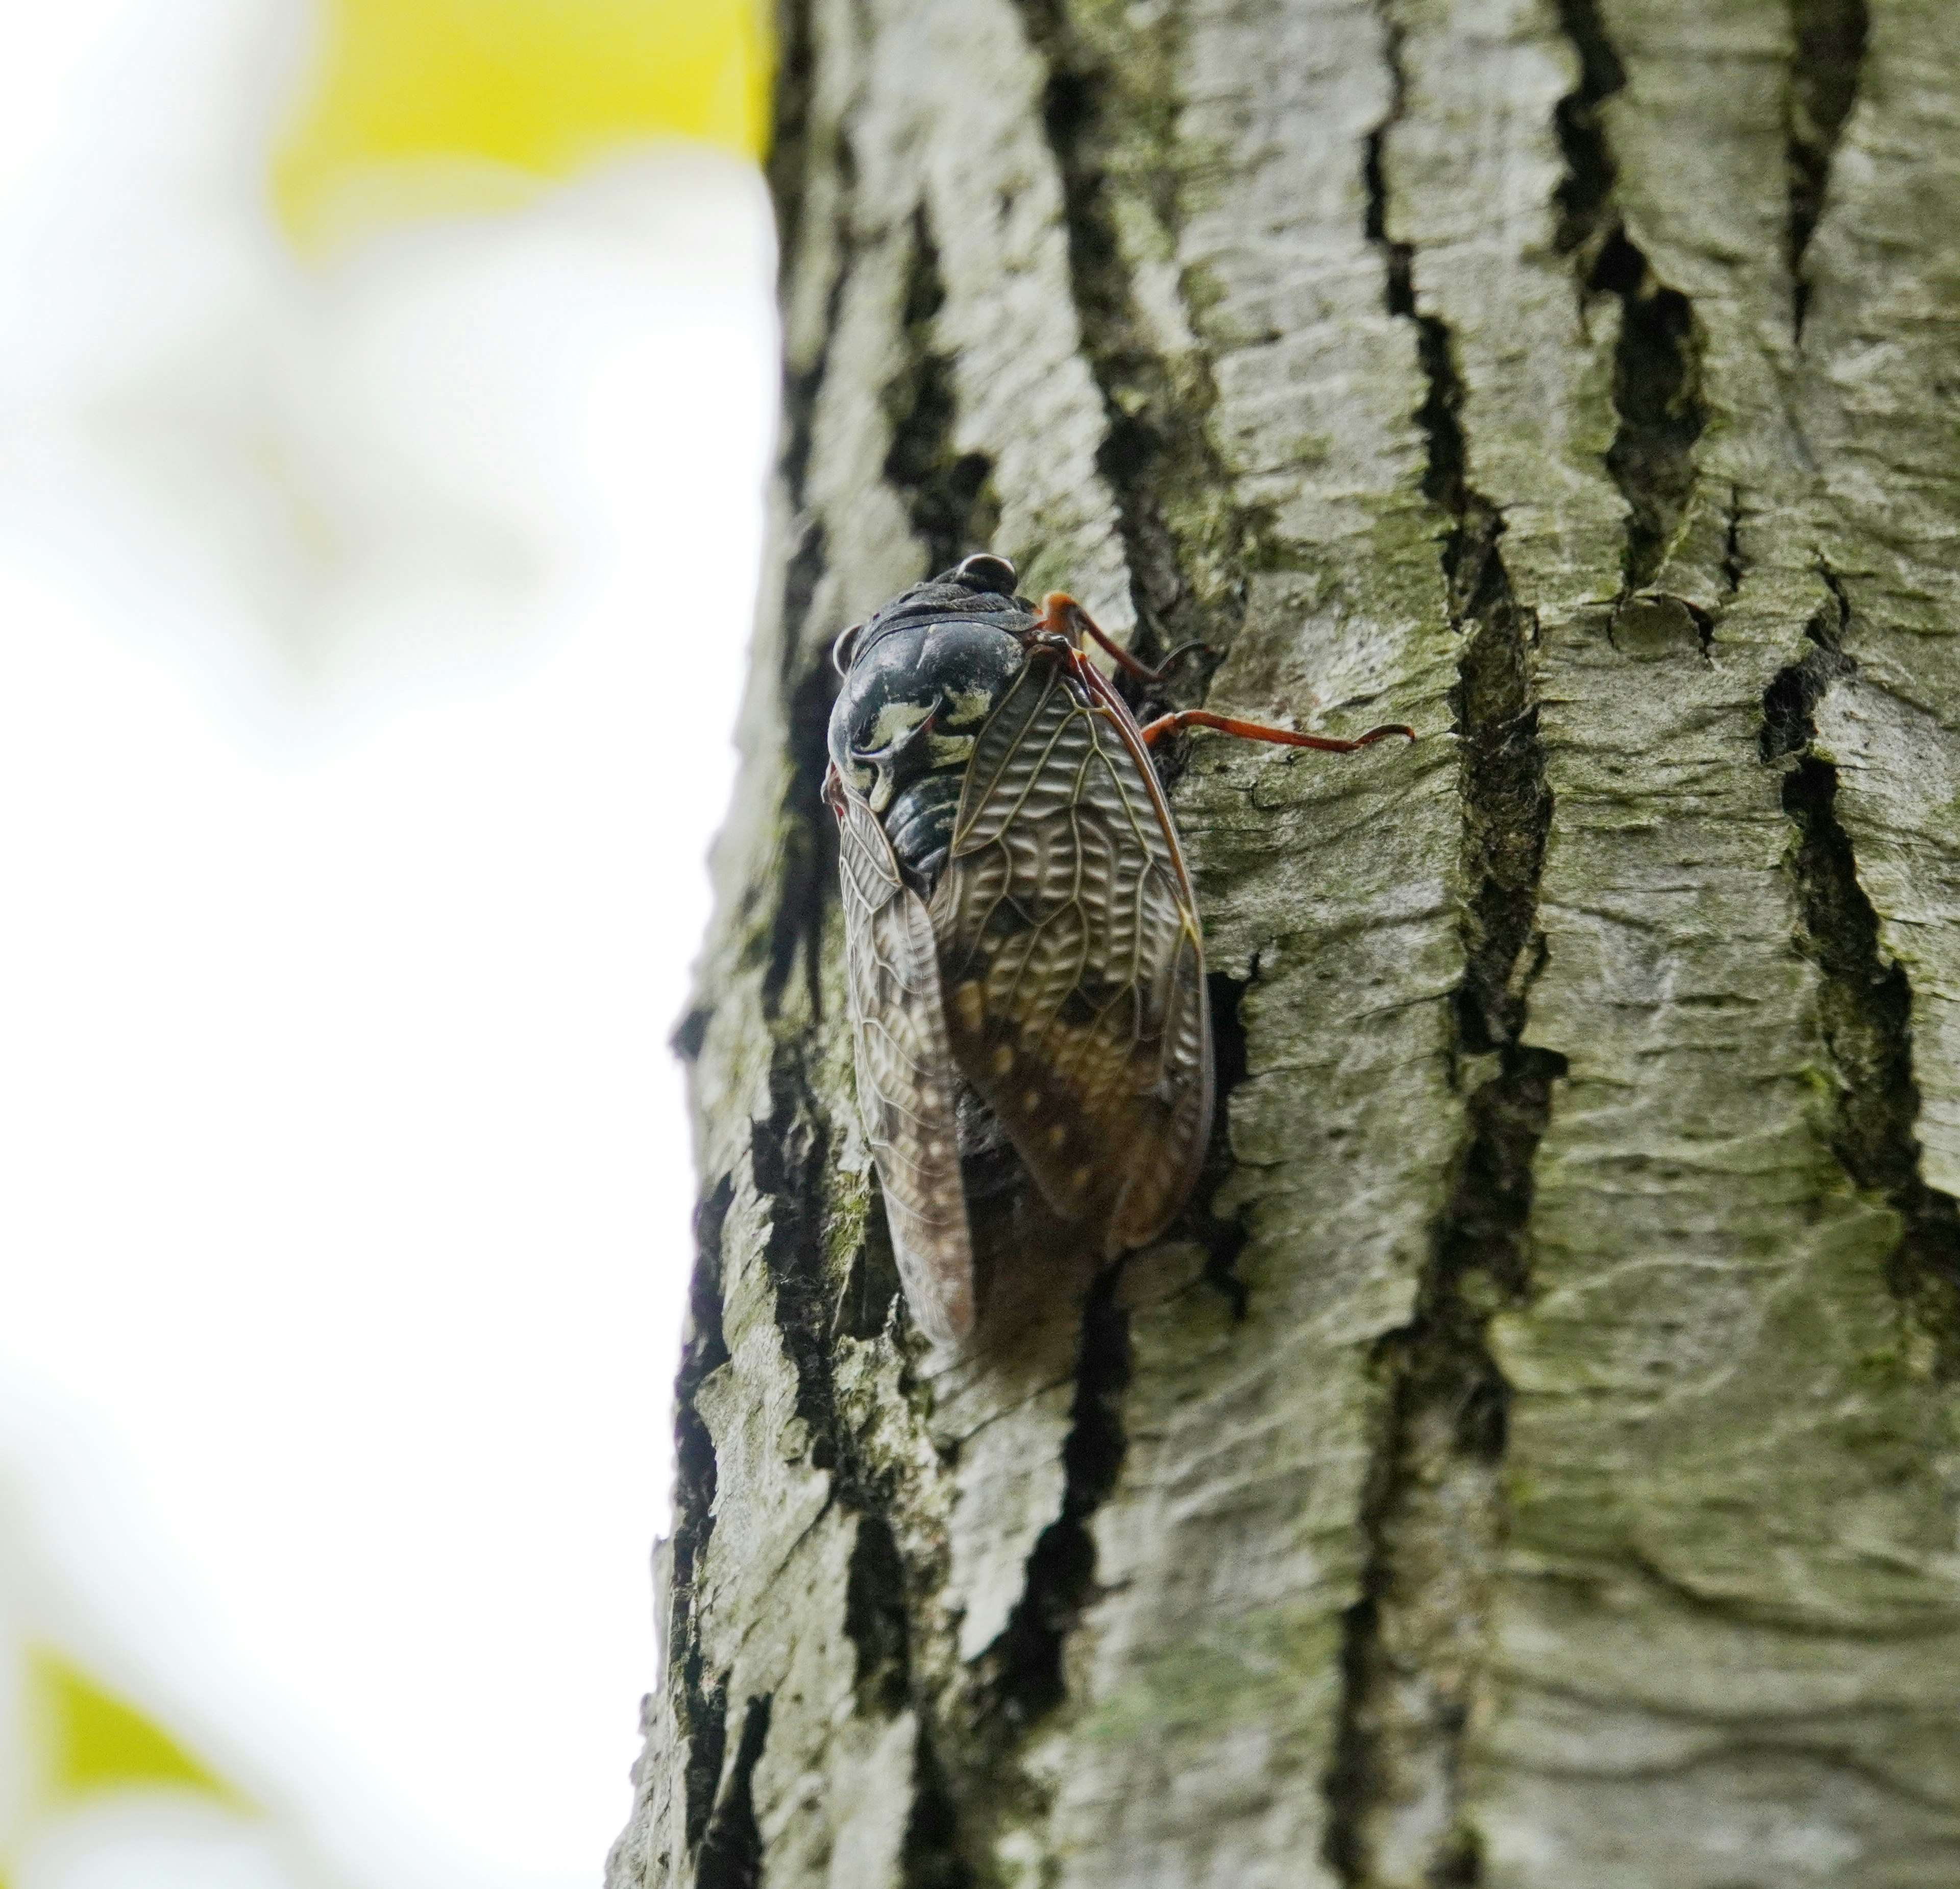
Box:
1034 592 1208 686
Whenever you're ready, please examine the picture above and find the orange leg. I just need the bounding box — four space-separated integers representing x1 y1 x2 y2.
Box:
1036 592 1417 753
1136 708 1418 753
1036 592 1207 685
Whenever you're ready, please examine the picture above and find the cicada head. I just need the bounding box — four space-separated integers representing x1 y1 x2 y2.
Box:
826 555 1032 817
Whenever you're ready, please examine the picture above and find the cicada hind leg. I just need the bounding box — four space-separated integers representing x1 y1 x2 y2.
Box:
1034 591 1417 754
1135 709 1416 753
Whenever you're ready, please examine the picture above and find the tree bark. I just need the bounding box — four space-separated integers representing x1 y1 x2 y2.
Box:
608 1 1960 1883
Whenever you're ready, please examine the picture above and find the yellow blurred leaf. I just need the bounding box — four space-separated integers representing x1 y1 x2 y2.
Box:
24 1648 240 1806
277 0 769 243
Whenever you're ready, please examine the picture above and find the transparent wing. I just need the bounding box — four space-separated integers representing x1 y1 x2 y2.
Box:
834 778 975 1344
929 655 1212 1254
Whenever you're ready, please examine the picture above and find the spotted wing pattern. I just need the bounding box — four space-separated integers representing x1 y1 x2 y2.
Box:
929 653 1211 1254
832 777 975 1344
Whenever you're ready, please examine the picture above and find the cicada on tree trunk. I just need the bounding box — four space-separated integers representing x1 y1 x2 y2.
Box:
826 554 1412 1345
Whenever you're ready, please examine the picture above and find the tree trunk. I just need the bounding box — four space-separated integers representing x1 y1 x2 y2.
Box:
608 0 1960 1882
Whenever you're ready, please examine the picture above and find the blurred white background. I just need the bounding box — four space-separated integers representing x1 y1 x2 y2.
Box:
0 0 774 1884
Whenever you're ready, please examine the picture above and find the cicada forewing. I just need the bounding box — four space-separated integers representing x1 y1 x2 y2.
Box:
929 650 1213 1254
831 778 976 1344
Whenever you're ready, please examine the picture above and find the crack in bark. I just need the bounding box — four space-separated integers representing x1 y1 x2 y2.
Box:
764 0 818 294
1011 0 1257 664
696 1695 772 1889
760 57 854 1017
889 1269 1136 1876
670 1177 736 1855
1194 969 1254 1316
1551 1 1709 597
1327 23 1564 1882
1762 575 1960 1369
1786 0 1870 338
681 1672 730 1854
883 203 1002 574
1723 483 1747 599
755 1048 893 1506
899 1724 974 1889
844 1512 914 1717
761 643 842 1020
975 1270 1132 1731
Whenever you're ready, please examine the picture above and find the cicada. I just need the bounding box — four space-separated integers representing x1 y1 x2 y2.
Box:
825 553 1412 1345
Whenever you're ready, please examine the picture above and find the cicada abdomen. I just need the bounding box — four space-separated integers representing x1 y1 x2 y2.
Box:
826 553 1413 1345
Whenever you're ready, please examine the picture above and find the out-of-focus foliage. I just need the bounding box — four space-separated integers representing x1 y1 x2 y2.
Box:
24 1649 239 1808
276 0 769 241
4 1645 254 1886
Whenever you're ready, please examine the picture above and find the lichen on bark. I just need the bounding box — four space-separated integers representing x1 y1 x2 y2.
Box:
608 3 1960 1886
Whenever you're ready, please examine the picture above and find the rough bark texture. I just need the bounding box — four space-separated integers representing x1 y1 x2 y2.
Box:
608 2 1960 1883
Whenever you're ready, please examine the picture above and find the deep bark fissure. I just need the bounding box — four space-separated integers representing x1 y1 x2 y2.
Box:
755 1050 886 1504
1328 26 1562 1880
764 0 819 293
1723 483 1747 599
696 1695 773 1889
671 1177 736 1855
1012 0 1257 663
974 1270 1133 1732
1194 968 1254 1316
1551 1 1709 596
1762 577 1960 1367
883 203 1002 578
681 1673 730 1854
1549 0 1624 261
761 649 842 1021
776 105 854 524
1787 0 1870 338
844 1514 914 1718
763 65 856 1020
899 1724 974 1889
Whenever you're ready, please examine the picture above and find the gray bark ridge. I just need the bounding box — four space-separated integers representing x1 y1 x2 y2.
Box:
608 2 1960 1885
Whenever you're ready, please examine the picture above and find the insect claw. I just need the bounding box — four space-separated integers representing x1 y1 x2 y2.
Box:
1142 639 1213 683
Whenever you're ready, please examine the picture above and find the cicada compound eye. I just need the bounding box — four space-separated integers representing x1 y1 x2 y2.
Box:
952 553 1017 595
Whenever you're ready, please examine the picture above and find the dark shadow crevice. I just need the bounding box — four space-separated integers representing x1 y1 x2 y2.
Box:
882 204 1002 576
1762 579 1960 1368
975 1266 1133 1730
763 0 818 285
758 649 840 1022
696 1696 773 1889
1550 5 1709 596
845 1513 914 1718
670 1177 736 1854
753 1048 878 1503
1787 0 1870 338
1011 0 1257 668
900 1724 976 1889
1550 0 1625 262
681 1673 730 1855
1193 969 1254 1317
1329 16 1563 1880
761 53 857 1021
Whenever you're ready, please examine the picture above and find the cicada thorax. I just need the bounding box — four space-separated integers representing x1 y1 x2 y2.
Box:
827 563 1033 897
827 563 1036 1223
